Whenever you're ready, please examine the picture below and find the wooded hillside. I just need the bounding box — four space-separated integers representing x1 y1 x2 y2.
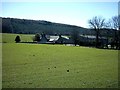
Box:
2 17 116 37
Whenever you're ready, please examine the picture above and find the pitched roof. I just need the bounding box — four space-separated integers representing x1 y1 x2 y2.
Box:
49 36 59 42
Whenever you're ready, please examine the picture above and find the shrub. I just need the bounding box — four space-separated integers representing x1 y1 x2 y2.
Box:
15 35 21 43
33 33 40 42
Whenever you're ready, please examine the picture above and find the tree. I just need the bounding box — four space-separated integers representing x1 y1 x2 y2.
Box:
88 16 106 48
112 16 119 30
106 16 120 49
111 16 119 49
33 33 40 42
117 1 120 50
112 16 120 49
107 16 119 29
71 29 80 46
15 35 21 43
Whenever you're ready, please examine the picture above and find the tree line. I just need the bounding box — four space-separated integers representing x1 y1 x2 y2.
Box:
71 15 120 49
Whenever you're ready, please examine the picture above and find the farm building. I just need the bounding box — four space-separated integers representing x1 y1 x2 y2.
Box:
38 33 108 47
38 34 73 44
79 35 108 47
38 34 48 43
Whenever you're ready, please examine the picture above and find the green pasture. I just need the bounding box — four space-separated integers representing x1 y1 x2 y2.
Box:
2 33 118 88
2 33 34 43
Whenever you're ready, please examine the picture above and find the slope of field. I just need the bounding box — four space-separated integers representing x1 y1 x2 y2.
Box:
2 33 118 88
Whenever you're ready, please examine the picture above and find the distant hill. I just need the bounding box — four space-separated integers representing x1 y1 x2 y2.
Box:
1 17 93 35
1 17 116 37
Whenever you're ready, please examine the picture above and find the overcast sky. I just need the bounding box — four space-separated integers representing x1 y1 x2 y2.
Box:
1 0 119 28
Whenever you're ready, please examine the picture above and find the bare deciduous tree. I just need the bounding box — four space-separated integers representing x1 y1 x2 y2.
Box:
107 16 120 49
104 15 120 50
112 16 119 49
88 16 106 48
105 16 119 30
112 16 119 30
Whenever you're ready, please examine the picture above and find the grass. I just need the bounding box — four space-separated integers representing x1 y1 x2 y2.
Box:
2 33 118 88
1 33 34 43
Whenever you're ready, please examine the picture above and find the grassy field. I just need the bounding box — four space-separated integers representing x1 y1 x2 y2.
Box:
2 33 34 43
2 33 118 88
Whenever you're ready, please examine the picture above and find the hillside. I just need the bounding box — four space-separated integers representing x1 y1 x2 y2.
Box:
2 17 89 35
2 17 116 37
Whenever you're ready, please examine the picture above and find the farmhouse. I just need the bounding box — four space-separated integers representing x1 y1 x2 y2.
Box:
38 34 73 44
49 36 59 43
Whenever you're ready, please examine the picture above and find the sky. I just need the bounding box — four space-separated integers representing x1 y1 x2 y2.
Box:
1 1 119 28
